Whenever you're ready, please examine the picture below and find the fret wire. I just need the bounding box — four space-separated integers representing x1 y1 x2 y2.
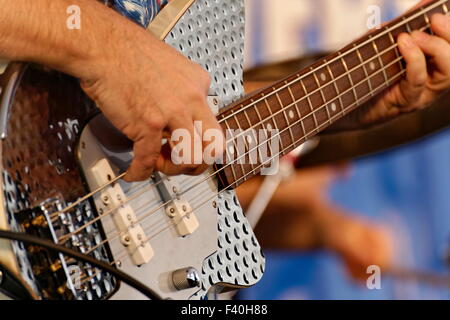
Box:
217 0 446 125
253 96 272 150
339 54 359 110
354 44 374 96
196 56 407 195
422 9 435 35
387 28 404 71
264 98 285 150
299 78 320 134
253 96 265 128
188 12 450 193
157 70 411 244
148 69 412 245
249 98 271 171
444 3 448 13
241 108 258 171
233 114 252 174
233 55 405 165
286 82 307 136
222 69 407 188
280 71 406 167
223 119 241 182
371 36 390 87
403 16 412 33
225 43 400 150
275 90 295 144
312 71 332 124
325 64 345 118
220 11 450 155
423 9 431 24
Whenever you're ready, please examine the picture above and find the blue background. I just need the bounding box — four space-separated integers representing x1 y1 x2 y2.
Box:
240 0 450 300
240 129 450 300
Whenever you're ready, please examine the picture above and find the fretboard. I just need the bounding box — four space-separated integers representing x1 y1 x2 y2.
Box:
215 0 449 189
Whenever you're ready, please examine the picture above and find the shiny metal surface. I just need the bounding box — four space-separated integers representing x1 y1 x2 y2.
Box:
0 0 265 300
172 267 201 290
0 67 115 299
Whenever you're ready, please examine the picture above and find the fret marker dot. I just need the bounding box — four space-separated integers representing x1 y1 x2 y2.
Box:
267 124 272 131
228 146 235 154
288 110 295 119
330 103 337 112
320 73 326 82
370 62 376 71
247 136 253 143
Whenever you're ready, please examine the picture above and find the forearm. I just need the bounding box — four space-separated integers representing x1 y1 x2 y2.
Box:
0 0 146 80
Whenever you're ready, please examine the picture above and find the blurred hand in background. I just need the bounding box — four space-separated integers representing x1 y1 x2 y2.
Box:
237 165 394 281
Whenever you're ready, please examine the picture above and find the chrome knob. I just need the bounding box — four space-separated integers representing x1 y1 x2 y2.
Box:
172 267 201 291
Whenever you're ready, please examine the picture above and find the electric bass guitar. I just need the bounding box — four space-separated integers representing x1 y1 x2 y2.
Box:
0 0 448 300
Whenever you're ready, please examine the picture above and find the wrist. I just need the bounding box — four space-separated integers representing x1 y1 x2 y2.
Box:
75 10 157 88
61 2 135 82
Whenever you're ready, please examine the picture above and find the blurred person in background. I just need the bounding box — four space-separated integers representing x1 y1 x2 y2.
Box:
235 0 449 284
236 158 393 282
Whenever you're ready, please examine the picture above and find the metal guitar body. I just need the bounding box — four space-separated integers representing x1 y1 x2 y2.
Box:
0 0 265 300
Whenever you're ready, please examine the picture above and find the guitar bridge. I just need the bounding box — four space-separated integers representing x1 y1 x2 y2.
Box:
87 159 154 266
77 123 154 266
15 198 117 300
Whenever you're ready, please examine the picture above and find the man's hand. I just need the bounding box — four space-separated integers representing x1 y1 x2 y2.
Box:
0 0 223 182
81 28 222 181
359 11 450 125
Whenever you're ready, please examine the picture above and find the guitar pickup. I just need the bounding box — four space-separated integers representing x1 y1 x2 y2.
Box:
152 173 199 237
165 200 199 236
89 159 154 266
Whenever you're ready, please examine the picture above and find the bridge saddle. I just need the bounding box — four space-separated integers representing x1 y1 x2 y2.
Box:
89 159 154 266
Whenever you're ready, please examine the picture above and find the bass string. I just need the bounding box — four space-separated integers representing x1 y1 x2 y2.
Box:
143 71 409 244
57 37 407 243
72 9 450 288
110 67 408 262
58 8 447 245
58 178 166 243
210 43 401 155
49 0 444 221
61 49 407 247
100 68 408 274
50 172 165 221
52 3 447 287
58 50 404 245
111 7 447 234
216 0 446 125
76 67 410 287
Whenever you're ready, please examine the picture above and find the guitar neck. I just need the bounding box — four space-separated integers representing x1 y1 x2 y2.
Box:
216 0 449 189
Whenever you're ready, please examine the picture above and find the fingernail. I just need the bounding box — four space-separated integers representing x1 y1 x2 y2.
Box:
411 31 427 43
433 13 449 29
401 34 414 48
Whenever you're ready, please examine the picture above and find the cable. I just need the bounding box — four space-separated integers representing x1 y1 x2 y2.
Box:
0 261 37 300
0 230 162 300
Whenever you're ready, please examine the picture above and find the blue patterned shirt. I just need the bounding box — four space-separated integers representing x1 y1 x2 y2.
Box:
110 0 167 27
